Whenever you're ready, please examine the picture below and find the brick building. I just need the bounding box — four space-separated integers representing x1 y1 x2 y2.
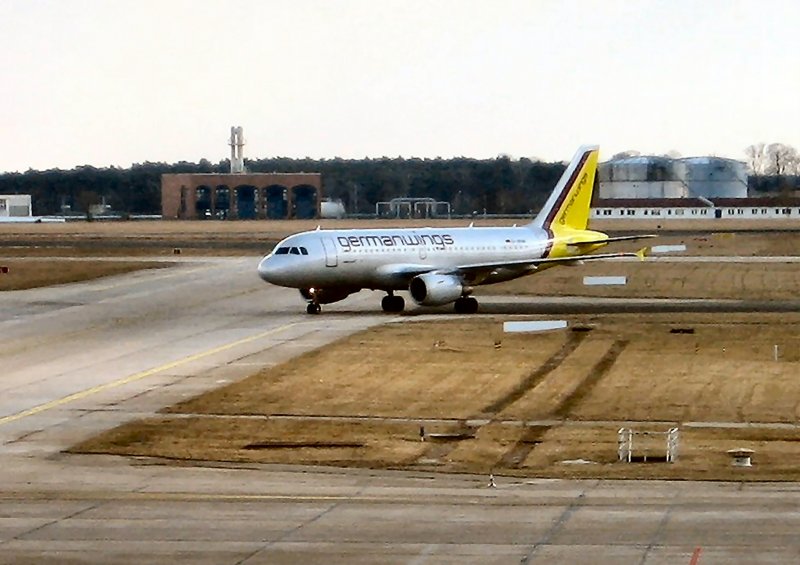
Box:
161 172 322 220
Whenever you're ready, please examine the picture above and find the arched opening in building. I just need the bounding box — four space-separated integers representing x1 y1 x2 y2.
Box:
292 184 318 219
235 185 257 219
264 185 289 219
180 186 188 218
215 185 230 219
195 185 212 218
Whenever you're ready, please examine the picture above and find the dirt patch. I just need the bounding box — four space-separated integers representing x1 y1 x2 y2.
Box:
0 259 169 291
71 313 800 480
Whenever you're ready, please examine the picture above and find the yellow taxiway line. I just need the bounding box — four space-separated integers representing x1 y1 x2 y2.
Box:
0 322 299 426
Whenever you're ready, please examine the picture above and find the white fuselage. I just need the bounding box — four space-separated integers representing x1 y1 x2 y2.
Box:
255 146 646 313
258 225 555 291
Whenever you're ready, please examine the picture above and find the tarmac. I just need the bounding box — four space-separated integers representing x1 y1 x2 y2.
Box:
1 256 800 564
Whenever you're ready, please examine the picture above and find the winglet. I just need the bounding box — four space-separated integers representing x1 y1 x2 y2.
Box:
635 247 648 261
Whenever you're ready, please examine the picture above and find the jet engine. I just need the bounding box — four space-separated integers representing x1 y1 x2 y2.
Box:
409 273 464 306
299 287 356 304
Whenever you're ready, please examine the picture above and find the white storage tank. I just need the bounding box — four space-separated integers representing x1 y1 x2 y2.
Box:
598 157 687 199
679 157 748 198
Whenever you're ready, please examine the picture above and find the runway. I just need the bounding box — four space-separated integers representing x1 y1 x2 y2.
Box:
2 256 800 564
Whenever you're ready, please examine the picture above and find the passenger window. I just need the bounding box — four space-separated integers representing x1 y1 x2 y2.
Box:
290 247 300 255
300 247 308 255
275 247 289 255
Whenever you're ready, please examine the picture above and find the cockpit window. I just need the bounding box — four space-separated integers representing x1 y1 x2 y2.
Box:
274 245 308 256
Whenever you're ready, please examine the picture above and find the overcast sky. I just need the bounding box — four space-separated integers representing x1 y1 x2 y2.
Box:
1 0 798 172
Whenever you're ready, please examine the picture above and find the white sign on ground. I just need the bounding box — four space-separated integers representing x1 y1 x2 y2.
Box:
651 244 687 253
503 320 567 333
583 276 627 286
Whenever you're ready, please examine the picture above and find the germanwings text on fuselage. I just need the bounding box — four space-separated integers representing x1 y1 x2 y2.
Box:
337 233 455 251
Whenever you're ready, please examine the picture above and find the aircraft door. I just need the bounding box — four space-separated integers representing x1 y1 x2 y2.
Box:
322 238 338 267
419 245 427 260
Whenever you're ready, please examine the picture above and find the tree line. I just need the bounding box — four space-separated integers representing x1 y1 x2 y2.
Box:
744 143 800 194
0 146 796 216
0 156 566 216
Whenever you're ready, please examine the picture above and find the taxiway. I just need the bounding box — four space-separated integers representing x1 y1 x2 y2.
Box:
1 257 799 564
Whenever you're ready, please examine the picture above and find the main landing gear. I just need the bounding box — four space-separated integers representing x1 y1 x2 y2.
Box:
306 302 321 315
454 296 478 314
381 293 405 313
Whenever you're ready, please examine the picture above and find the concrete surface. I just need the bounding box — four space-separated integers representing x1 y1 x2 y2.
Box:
1 256 799 564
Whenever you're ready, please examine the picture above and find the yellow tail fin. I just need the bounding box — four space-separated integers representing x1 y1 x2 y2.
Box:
530 145 599 233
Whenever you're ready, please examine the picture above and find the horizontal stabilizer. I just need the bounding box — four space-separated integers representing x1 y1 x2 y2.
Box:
566 234 657 248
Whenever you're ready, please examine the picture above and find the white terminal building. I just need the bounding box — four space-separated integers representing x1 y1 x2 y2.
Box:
592 156 800 220
0 194 33 219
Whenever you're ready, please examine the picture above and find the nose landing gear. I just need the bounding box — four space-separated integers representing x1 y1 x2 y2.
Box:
306 302 321 315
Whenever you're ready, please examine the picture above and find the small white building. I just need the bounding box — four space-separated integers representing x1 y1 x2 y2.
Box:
592 197 800 220
320 198 346 219
0 194 32 218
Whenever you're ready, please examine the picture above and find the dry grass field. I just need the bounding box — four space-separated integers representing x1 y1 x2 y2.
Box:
483 261 800 300
0 259 169 291
72 314 800 481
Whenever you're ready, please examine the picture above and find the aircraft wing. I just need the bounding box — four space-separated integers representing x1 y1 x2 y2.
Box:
454 248 648 275
373 248 647 285
374 263 439 284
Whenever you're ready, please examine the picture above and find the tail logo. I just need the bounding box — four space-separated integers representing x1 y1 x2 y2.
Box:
558 171 589 226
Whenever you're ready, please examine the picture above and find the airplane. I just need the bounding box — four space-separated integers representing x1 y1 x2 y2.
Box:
257 145 653 314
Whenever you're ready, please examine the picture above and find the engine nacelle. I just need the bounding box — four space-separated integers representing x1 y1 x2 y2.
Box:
299 287 356 304
409 273 464 306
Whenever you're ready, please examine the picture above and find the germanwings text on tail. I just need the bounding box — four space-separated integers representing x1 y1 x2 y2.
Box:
258 146 653 314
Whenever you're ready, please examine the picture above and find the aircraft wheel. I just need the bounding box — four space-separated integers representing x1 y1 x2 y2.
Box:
306 303 321 315
454 296 478 314
382 295 405 313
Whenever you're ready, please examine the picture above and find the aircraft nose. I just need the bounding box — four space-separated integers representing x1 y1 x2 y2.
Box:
257 256 278 283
